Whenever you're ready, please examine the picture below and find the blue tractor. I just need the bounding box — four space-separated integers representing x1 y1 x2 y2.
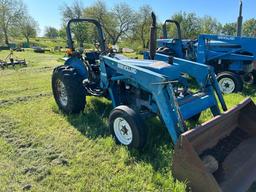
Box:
51 13 256 191
156 1 256 94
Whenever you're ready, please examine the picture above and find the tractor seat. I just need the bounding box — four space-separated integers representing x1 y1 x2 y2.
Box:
85 52 99 64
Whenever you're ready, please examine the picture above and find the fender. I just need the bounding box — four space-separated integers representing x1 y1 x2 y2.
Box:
64 57 88 79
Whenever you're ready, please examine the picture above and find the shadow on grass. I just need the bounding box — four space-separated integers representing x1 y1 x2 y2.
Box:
56 84 256 174
130 118 175 172
61 97 175 172
242 84 256 97
131 117 202 172
66 97 112 139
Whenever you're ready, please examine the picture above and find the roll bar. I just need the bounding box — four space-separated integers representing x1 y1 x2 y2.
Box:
163 20 182 40
66 18 106 52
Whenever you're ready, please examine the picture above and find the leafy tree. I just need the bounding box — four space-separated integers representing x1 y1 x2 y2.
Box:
0 31 3 44
243 19 256 37
165 13 221 39
108 3 136 44
0 0 26 45
58 26 66 39
200 16 222 34
84 0 135 45
61 0 88 47
19 15 38 45
222 23 237 36
167 12 201 39
132 5 153 48
84 0 110 43
45 27 59 39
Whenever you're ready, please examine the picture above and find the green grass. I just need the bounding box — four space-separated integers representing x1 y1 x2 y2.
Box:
10 37 67 49
0 50 256 191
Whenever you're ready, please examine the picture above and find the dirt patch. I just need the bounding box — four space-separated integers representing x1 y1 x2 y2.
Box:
0 115 68 184
0 87 40 96
20 66 54 73
0 93 52 107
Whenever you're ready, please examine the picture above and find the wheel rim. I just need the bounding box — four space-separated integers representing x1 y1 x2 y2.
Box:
113 117 133 145
56 79 68 106
218 77 235 94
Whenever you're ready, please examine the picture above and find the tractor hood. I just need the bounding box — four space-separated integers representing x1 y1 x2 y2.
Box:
114 55 181 80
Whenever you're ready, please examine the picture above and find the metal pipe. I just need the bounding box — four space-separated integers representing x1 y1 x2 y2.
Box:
149 12 157 60
237 0 243 37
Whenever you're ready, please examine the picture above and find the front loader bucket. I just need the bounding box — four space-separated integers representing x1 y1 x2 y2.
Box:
173 98 256 192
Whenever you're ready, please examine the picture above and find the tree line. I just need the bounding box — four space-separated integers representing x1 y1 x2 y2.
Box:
0 0 256 49
0 0 38 46
49 0 256 49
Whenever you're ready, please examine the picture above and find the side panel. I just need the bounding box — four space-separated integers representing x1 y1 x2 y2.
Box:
196 34 256 73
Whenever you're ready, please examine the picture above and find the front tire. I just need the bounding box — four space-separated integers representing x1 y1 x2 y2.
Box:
217 72 243 94
109 106 146 149
52 65 86 114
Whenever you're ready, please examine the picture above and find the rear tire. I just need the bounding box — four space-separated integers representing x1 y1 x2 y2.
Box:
52 65 86 114
217 72 243 94
109 106 146 149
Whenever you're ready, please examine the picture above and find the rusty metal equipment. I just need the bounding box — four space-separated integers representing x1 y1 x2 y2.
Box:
0 50 27 69
173 98 256 192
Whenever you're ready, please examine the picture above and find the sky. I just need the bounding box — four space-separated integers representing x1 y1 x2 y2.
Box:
23 0 256 36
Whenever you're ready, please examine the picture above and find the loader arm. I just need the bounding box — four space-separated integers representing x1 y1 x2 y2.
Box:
144 52 227 111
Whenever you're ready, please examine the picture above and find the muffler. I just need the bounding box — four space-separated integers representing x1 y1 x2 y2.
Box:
173 98 256 192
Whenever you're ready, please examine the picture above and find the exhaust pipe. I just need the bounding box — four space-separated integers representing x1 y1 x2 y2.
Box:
173 98 256 192
149 12 157 60
237 0 243 37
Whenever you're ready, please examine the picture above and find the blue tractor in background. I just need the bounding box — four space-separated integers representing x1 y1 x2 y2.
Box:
156 1 256 94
